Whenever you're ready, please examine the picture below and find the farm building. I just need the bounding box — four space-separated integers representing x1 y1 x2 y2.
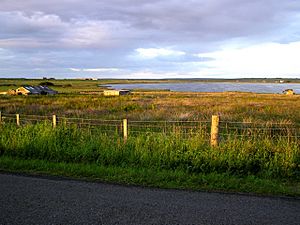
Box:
282 89 295 95
15 86 58 95
6 89 16 95
103 89 130 96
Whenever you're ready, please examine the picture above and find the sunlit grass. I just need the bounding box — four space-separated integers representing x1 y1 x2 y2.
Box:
0 123 299 180
1 91 300 123
0 79 299 195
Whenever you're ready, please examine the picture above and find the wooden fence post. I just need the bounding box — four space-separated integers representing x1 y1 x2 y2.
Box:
210 115 220 147
16 114 20 126
52 115 57 128
123 119 128 142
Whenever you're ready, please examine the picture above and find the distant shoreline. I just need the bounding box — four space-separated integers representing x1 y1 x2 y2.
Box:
1 78 300 84
0 78 299 94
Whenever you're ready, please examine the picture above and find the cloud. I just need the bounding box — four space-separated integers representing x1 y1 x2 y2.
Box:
69 68 81 72
0 48 15 60
196 41 300 77
1 0 300 78
60 19 127 48
0 11 66 43
69 68 120 72
121 71 186 79
135 48 186 59
2 1 300 49
0 11 127 49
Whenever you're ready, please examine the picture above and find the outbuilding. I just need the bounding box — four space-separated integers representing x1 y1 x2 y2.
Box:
103 89 130 96
16 86 58 95
282 89 295 95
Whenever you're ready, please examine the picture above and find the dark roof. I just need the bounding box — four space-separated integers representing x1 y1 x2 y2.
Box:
23 85 58 94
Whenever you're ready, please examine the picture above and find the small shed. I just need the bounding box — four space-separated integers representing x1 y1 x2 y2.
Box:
103 89 130 96
16 86 58 95
6 89 16 95
282 89 295 95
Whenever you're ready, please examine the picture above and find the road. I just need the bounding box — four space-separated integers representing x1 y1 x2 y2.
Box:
0 173 299 225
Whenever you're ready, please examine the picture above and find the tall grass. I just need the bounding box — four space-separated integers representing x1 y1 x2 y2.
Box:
1 92 300 123
0 123 299 180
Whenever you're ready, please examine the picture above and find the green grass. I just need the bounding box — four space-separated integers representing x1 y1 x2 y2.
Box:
0 123 299 178
1 156 299 196
0 123 299 196
0 78 299 196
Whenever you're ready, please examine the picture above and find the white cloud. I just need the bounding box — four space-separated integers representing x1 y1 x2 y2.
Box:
135 48 186 59
83 68 120 72
196 41 300 77
61 20 121 48
69 68 120 72
69 68 81 72
123 71 185 79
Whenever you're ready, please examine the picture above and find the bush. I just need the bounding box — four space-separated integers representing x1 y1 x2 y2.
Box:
39 81 55 86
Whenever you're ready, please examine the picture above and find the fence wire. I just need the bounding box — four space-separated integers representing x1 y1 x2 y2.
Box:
0 113 299 141
219 120 300 141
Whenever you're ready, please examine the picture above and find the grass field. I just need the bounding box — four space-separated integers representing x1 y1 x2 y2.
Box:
0 79 299 196
1 82 300 123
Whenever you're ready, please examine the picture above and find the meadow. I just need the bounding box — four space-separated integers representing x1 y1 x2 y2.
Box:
0 79 299 196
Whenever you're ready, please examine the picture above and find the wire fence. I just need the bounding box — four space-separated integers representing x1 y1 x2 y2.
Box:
129 120 210 138
219 120 300 139
0 113 299 143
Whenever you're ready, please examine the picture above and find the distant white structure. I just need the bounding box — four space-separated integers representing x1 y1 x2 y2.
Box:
103 90 130 96
77 78 98 80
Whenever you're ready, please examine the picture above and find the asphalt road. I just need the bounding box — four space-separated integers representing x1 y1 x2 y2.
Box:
0 173 299 225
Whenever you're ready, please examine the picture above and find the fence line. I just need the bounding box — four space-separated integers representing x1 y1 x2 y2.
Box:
0 112 299 146
60 117 122 122
221 120 297 125
129 120 211 123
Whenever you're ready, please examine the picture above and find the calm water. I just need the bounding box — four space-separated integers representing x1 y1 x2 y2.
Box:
106 82 300 94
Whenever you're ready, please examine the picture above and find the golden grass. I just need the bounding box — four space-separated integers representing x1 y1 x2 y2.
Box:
0 90 299 124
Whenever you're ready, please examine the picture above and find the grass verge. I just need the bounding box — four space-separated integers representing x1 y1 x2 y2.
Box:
0 156 299 197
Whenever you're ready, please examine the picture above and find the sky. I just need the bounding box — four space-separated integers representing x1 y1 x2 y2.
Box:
0 0 300 79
